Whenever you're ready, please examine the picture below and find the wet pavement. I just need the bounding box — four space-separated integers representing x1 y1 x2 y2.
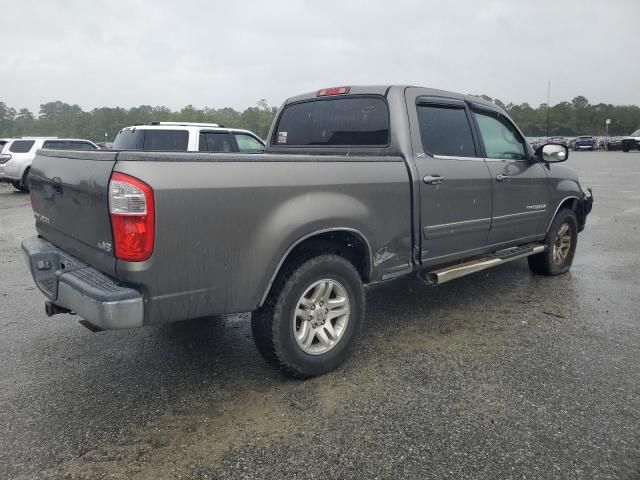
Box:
1 151 639 479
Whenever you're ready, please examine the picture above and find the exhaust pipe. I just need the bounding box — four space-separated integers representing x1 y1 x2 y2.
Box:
44 301 72 317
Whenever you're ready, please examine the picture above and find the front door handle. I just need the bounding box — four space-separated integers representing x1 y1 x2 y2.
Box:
496 174 511 182
423 175 444 185
51 177 63 193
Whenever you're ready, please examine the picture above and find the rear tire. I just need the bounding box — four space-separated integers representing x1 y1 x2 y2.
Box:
16 168 30 193
251 254 365 378
528 209 578 276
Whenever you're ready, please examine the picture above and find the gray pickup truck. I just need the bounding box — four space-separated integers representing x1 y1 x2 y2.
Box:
23 85 593 378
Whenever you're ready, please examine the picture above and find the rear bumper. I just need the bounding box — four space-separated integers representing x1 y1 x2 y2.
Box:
21 236 144 330
0 162 21 181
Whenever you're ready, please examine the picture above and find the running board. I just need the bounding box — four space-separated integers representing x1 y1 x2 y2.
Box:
427 243 545 285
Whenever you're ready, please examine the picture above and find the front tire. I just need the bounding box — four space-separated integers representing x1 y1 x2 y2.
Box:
252 254 365 378
528 209 578 275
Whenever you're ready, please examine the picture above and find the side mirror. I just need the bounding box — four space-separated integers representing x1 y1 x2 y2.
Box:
536 143 568 163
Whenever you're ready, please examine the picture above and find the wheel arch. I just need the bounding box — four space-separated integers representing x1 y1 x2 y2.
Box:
546 196 584 232
259 227 373 307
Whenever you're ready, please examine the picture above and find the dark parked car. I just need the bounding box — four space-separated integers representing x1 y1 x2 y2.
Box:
622 129 640 152
605 137 623 151
574 136 596 151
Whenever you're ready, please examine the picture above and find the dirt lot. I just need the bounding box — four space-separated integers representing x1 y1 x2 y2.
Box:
1 151 639 479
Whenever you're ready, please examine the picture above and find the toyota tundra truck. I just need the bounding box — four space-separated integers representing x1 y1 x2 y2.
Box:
23 85 593 378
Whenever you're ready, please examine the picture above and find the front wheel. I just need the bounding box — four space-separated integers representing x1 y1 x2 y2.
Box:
528 209 578 275
251 254 365 378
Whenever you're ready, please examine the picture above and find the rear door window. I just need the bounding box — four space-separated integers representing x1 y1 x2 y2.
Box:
9 140 35 153
416 104 476 157
234 133 264 153
274 96 389 146
199 132 234 152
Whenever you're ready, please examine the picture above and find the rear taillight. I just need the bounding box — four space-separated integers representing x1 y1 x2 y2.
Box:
316 86 351 97
108 172 155 262
0 154 12 164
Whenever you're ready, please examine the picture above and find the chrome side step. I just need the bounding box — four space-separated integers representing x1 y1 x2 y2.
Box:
427 243 545 284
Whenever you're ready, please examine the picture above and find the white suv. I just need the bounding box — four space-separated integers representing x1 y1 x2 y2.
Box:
0 137 99 192
112 122 265 153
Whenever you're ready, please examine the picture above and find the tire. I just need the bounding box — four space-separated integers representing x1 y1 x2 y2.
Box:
623 148 629 153
16 168 30 193
528 208 578 276
251 254 365 378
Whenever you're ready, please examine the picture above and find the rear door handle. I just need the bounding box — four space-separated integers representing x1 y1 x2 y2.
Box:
51 177 63 193
496 174 510 182
423 175 444 185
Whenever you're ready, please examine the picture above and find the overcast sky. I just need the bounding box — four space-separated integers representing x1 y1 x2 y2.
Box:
2 0 638 113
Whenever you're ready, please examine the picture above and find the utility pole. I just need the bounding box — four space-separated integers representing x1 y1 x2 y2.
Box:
546 80 550 140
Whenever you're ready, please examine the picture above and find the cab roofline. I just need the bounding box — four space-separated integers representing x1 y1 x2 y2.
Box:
283 85 500 110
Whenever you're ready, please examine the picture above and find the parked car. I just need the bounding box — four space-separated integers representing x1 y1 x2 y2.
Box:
0 137 98 192
605 137 623 151
96 142 114 150
23 85 593 378
622 129 640 152
113 122 265 153
548 136 568 147
527 137 545 151
574 136 596 151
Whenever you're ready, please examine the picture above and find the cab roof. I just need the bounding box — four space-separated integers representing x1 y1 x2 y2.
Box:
284 85 498 110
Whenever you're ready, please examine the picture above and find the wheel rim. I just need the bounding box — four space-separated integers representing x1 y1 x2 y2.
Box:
552 223 572 265
292 279 350 355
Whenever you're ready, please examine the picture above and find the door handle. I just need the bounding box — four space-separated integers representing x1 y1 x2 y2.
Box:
51 177 63 193
423 175 444 185
496 174 510 182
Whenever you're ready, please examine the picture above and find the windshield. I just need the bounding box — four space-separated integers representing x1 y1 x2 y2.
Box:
631 129 640 136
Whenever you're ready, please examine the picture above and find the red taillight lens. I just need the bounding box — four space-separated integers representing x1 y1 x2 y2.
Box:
316 86 351 96
109 172 155 262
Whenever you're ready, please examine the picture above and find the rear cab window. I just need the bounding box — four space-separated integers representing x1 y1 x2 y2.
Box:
273 96 389 147
9 140 36 153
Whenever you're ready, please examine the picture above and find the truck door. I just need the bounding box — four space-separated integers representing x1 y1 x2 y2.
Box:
406 92 493 266
469 107 549 245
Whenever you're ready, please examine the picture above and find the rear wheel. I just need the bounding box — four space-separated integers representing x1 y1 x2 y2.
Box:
528 208 578 276
16 168 30 193
251 254 365 378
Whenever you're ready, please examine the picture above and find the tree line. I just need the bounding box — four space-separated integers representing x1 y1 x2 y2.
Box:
1 95 639 142
0 99 277 142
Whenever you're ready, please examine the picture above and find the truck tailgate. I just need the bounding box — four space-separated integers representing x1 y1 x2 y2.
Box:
29 150 118 277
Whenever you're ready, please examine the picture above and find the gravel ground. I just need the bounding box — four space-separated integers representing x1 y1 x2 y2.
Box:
0 151 639 480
